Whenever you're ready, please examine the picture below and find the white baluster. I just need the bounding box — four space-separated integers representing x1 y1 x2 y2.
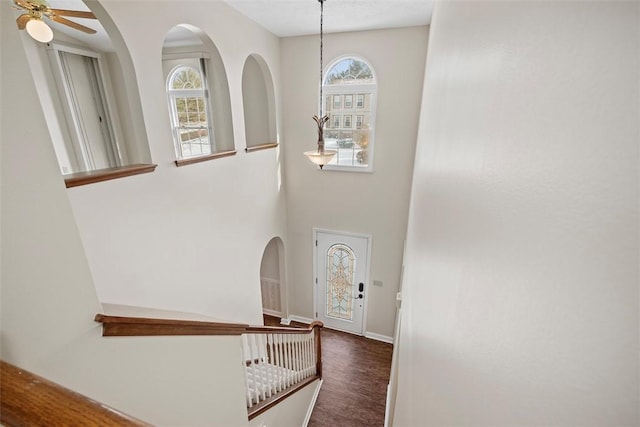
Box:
266 333 274 394
273 333 281 391
311 333 316 374
294 335 301 382
241 335 253 407
255 334 265 399
286 334 293 387
303 333 310 377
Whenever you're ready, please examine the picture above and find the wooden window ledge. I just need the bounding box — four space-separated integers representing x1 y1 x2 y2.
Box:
65 164 158 188
175 150 237 167
245 142 278 153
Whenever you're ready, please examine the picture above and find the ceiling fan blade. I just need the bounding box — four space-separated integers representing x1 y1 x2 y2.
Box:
49 9 96 19
14 0 33 10
16 13 30 30
50 15 97 34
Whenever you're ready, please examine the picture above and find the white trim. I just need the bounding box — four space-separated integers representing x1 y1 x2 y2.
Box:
49 42 101 59
262 308 282 318
365 331 394 344
279 318 291 326
46 44 125 170
162 51 210 60
303 379 324 427
285 315 314 325
313 228 372 336
384 383 391 427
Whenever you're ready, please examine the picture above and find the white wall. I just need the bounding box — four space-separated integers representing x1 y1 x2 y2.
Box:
248 380 321 427
0 2 251 424
395 2 639 426
281 26 429 338
61 0 287 325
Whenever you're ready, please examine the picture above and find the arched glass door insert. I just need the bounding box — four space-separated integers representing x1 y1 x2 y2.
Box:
326 244 356 320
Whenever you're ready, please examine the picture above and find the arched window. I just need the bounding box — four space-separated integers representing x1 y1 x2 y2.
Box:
166 62 214 158
323 57 377 171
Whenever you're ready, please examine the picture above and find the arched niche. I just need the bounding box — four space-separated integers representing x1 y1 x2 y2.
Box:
162 25 234 158
20 0 152 175
242 54 277 150
259 237 286 318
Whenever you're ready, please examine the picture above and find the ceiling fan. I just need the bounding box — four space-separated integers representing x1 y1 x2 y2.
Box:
14 0 97 43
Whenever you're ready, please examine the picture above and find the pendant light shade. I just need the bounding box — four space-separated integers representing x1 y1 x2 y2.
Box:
26 18 53 43
304 150 337 167
304 0 336 169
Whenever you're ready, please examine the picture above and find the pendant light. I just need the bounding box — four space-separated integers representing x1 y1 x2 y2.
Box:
304 0 336 169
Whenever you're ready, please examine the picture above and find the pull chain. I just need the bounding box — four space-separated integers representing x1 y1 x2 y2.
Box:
319 0 324 118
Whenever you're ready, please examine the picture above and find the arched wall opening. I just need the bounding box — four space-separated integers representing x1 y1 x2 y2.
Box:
260 236 287 319
242 54 277 149
19 0 152 175
161 24 235 157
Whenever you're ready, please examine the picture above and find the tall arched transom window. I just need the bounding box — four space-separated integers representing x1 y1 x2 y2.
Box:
323 57 377 171
166 61 214 158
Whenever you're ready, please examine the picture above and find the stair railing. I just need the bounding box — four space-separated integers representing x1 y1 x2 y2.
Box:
242 321 323 419
94 311 323 420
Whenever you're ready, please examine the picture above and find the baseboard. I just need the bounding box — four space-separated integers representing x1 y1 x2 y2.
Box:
303 379 323 427
365 331 394 344
286 315 314 325
262 308 282 318
281 317 394 344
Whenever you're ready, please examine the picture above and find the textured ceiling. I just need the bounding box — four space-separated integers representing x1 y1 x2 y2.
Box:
224 0 433 37
25 0 432 51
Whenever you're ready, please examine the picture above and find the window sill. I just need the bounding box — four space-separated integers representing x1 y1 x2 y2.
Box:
245 142 278 153
64 163 158 188
318 164 373 173
174 150 237 167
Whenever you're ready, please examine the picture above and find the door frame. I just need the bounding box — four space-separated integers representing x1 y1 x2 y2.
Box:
312 228 372 335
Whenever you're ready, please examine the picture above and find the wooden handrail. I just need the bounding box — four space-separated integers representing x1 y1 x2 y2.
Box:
94 313 250 336
0 360 150 426
244 320 324 334
95 313 323 337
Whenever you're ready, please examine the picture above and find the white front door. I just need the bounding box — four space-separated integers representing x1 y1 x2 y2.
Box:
314 230 370 335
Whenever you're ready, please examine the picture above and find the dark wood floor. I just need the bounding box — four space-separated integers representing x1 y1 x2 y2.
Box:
264 315 393 427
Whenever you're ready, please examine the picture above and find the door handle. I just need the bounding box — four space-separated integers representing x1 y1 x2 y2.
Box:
358 282 364 292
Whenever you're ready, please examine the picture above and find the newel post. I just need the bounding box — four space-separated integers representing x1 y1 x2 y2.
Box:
310 321 323 378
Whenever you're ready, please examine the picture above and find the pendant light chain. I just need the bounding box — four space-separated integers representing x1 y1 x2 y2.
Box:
303 0 335 168
319 0 325 118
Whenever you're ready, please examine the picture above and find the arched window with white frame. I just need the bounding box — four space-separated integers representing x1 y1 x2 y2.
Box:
323 56 377 171
166 60 214 159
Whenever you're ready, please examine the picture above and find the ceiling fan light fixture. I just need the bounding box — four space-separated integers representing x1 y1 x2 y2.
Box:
26 17 53 43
